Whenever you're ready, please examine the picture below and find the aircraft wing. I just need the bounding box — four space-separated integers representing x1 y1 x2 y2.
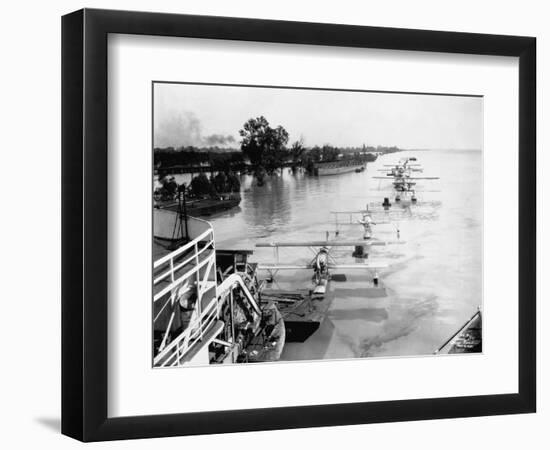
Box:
382 164 421 167
358 238 405 246
373 240 406 246
375 176 438 181
365 240 388 246
330 210 369 214
257 264 312 270
329 222 391 227
256 240 371 248
328 262 389 269
331 209 403 217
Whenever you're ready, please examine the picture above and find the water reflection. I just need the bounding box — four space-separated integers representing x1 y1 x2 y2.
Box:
243 173 293 234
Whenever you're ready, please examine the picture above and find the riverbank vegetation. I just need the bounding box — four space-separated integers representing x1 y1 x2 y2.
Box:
155 171 241 202
154 115 404 185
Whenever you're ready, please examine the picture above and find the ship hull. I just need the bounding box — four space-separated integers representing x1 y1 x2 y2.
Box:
436 310 482 354
317 164 365 176
260 289 332 343
284 320 322 343
158 195 240 216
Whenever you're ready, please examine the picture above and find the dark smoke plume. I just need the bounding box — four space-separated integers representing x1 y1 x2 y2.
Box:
154 111 237 148
203 134 236 146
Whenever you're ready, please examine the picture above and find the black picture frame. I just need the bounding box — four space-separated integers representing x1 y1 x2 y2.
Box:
61 8 536 442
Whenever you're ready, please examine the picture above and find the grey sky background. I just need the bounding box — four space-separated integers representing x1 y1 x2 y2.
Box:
153 83 483 150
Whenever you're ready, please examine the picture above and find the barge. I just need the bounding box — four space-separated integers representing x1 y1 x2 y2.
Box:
314 161 365 176
155 192 240 222
154 193 240 241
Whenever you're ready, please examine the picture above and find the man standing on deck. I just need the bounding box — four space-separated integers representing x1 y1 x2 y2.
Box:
358 213 375 240
313 247 329 284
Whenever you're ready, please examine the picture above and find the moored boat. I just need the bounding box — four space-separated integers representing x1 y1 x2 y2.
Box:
435 309 482 354
156 192 240 216
260 289 331 342
314 161 365 176
154 193 241 241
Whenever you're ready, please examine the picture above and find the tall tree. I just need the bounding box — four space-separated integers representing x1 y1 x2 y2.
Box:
239 116 289 173
290 139 306 163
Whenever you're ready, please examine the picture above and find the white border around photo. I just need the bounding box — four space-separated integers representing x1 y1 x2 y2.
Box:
107 34 518 418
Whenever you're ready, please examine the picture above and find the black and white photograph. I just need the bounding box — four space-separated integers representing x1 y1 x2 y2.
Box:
0 0 542 447
152 82 483 367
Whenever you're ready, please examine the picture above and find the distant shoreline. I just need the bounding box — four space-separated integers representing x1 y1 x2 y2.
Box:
404 148 482 152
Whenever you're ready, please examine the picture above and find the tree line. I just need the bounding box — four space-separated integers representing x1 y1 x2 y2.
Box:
155 171 241 201
154 116 403 187
154 147 243 172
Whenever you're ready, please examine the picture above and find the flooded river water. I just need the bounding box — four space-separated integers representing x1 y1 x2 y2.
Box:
175 150 482 360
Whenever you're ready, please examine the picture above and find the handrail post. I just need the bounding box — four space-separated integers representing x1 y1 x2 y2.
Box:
195 241 203 341
169 257 175 283
230 290 235 350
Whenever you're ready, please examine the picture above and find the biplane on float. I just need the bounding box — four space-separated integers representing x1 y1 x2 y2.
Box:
255 238 389 296
377 157 423 176
329 208 404 241
373 157 440 205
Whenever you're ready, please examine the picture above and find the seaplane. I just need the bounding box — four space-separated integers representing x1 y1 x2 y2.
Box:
255 238 389 295
328 209 405 259
378 176 439 204
378 157 424 177
373 158 439 205
330 209 403 239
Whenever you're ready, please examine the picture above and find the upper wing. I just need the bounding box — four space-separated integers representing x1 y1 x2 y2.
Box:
374 176 438 180
330 210 368 214
256 240 372 248
328 262 389 269
372 240 406 246
257 264 312 271
383 164 422 167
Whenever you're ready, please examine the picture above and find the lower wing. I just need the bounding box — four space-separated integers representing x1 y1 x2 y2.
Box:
328 262 389 270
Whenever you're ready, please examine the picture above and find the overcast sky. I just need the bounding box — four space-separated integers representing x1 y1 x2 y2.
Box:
153 83 483 150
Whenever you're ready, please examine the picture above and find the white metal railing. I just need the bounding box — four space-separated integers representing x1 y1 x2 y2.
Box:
153 224 217 364
154 272 261 367
154 228 213 275
153 215 265 367
154 295 220 367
